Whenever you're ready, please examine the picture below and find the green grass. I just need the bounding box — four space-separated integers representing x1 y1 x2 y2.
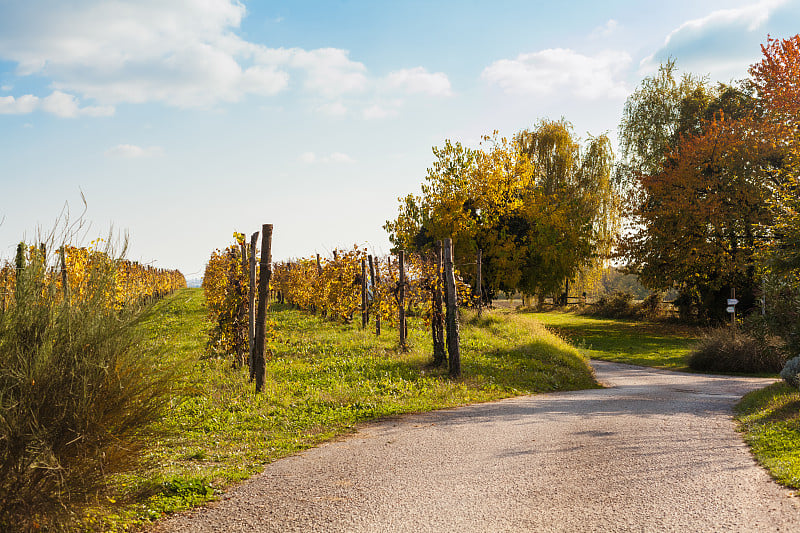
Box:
526 310 699 369
88 289 597 530
735 382 800 491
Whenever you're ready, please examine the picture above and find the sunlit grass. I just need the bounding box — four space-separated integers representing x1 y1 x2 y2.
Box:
526 310 700 369
736 382 800 491
91 289 597 530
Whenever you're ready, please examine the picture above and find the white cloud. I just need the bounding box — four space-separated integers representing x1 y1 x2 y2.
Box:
639 0 794 78
41 90 114 117
362 100 402 120
105 144 164 158
590 19 619 39
0 1 366 109
0 1 463 118
385 67 452 96
481 48 631 100
0 94 39 114
240 65 290 97
0 90 113 116
1 84 12 91
299 152 317 164
288 48 368 97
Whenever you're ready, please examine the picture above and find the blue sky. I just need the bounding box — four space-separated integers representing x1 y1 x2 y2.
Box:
1 0 798 279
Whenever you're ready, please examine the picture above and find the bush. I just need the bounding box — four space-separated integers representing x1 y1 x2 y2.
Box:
0 243 177 530
636 292 665 320
590 291 636 318
688 327 787 373
780 356 800 389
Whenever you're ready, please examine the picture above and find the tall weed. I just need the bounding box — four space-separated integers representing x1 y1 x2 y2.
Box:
0 242 178 530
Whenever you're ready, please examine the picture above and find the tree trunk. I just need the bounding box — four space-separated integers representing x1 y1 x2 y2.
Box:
443 238 460 378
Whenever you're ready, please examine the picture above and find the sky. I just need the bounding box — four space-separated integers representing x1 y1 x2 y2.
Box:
1 0 799 281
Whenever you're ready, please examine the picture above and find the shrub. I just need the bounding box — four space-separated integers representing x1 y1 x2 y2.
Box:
589 291 636 318
688 327 787 373
636 292 665 320
0 242 178 530
780 356 800 389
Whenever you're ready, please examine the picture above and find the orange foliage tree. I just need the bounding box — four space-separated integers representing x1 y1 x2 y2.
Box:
618 112 784 321
751 34 800 275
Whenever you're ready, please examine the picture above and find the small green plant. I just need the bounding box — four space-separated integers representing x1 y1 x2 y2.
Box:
688 328 786 373
780 356 800 389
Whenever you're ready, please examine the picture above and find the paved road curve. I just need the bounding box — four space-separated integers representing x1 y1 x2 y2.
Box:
154 361 800 532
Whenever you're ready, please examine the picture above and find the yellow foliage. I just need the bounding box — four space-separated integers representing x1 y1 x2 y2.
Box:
272 246 472 327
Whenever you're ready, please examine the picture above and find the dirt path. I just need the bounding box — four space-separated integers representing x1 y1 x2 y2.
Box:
153 361 800 532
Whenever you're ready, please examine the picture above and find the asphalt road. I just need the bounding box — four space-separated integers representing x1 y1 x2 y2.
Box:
153 361 800 532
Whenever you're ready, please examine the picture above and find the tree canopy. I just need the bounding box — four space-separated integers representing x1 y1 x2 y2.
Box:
385 121 620 300
617 45 795 322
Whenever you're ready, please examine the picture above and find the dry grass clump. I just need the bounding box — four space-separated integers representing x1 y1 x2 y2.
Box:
0 243 177 531
688 328 787 373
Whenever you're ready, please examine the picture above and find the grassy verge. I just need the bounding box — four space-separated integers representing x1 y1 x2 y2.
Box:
90 289 597 530
526 310 699 369
735 382 800 491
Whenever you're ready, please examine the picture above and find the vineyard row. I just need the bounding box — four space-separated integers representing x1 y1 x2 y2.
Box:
0 242 186 312
203 229 474 385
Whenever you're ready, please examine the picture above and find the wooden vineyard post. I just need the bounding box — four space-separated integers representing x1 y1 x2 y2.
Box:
398 250 407 351
371 255 381 335
432 241 446 366
476 248 483 318
443 238 461 378
248 231 258 380
234 242 248 369
14 242 25 301
316 253 322 275
361 258 368 329
59 245 69 304
253 224 273 393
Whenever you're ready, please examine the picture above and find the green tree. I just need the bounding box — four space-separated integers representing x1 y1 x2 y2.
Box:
385 123 620 302
618 60 707 180
515 120 619 300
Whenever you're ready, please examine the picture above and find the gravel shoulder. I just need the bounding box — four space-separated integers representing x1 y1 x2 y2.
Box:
152 361 800 532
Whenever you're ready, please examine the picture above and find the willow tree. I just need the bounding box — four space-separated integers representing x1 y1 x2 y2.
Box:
515 119 619 300
618 60 708 181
